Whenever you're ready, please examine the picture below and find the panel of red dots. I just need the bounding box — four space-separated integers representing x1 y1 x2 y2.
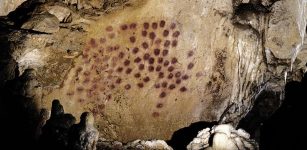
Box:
67 20 197 117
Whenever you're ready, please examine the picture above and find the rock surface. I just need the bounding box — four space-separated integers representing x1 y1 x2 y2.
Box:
0 0 306 145
0 0 27 16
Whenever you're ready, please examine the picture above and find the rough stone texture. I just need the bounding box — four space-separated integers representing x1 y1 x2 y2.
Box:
21 12 60 33
0 0 27 16
1 0 307 145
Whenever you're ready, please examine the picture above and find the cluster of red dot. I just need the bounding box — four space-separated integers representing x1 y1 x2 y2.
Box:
69 20 196 117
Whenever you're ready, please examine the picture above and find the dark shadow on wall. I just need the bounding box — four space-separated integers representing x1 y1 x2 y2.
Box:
167 121 217 150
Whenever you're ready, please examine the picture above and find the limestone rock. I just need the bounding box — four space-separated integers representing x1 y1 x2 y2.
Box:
68 112 99 150
21 12 60 33
46 5 72 23
186 128 211 150
0 0 27 16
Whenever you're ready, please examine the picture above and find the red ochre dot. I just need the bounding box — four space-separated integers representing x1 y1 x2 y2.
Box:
188 63 194 69
66 91 74 96
110 84 115 89
118 52 125 58
176 79 181 84
159 91 166 98
137 83 144 88
134 57 142 63
160 20 166 27
152 22 158 29
108 33 115 39
142 42 149 49
117 67 123 72
139 64 145 70
148 66 154 72
168 66 175 72
172 40 178 47
142 30 147 37
173 31 180 37
143 22 149 29
130 36 136 43
143 53 150 60
156 65 162 72
162 81 168 88
106 26 113 32
83 78 90 84
132 47 139 54
116 78 122 84
155 39 162 45
175 71 181 78
158 57 163 64
125 84 131 90
156 103 163 108
155 83 161 88
152 112 160 117
90 38 97 48
169 84 176 90
159 72 164 78
163 30 169 37
164 40 170 47
149 32 156 40
164 60 170 66
125 68 132 74
83 71 90 76
182 74 189 80
170 23 176 29
154 49 160 56
121 24 128 30
148 57 155 64
171 57 178 64
130 23 137 29
168 73 174 79
100 38 106 43
162 50 169 56
76 67 83 73
124 60 130 66
143 76 150 82
134 73 141 78
180 86 187 92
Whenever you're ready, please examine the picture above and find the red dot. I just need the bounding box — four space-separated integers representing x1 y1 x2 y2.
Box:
168 73 174 79
155 38 162 45
172 31 180 37
83 78 90 84
162 49 169 56
169 84 176 90
149 32 156 40
160 20 166 27
170 23 176 29
142 42 149 49
180 86 187 92
83 71 90 76
168 66 174 72
148 57 155 64
171 57 178 64
159 91 166 98
134 73 141 78
126 68 132 74
156 103 163 108
118 52 125 58
110 84 115 89
130 23 137 29
108 33 115 39
158 57 163 64
137 83 144 88
164 60 170 66
100 38 106 43
130 36 136 43
125 84 131 90
124 60 130 66
163 30 169 37
114 45 120 50
139 64 145 70
121 24 128 30
154 49 160 56
175 71 181 78
148 65 154 72
155 83 161 88
164 40 170 47
89 38 97 48
172 40 178 47
116 78 122 84
143 76 150 82
143 53 150 60
76 67 83 73
106 26 113 32
132 47 139 54
176 79 181 84
156 65 162 71
182 74 189 80
159 72 164 78
152 22 158 29
143 22 149 29
142 30 147 37
117 67 123 72
187 63 194 69
134 57 141 63
76 86 84 92
152 112 160 117
162 81 168 88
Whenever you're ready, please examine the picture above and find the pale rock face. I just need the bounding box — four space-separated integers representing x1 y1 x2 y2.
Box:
21 12 60 33
0 0 27 16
